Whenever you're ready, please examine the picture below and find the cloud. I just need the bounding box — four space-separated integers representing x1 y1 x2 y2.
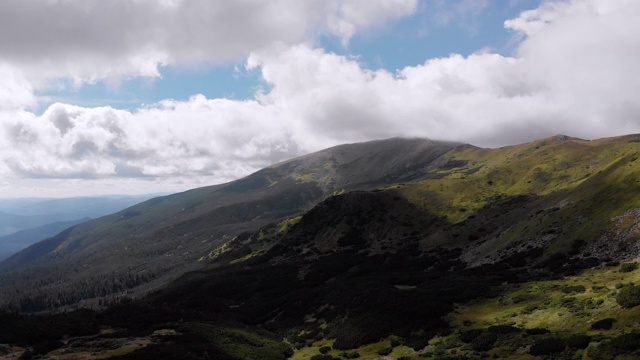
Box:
2 0 640 196
255 0 640 147
326 0 418 46
429 0 490 33
0 0 417 89
0 64 35 111
0 98 299 182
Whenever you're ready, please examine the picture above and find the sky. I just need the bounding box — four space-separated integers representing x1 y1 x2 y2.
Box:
1 0 640 198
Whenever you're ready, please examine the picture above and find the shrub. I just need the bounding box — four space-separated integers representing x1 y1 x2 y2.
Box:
487 325 520 334
319 346 332 354
565 334 591 349
522 303 539 314
405 333 431 351
561 285 586 294
470 333 498 352
616 285 640 308
459 329 484 343
591 318 615 330
610 332 640 351
340 351 360 359
620 262 638 273
310 355 339 360
377 347 393 356
525 328 550 335
529 337 565 356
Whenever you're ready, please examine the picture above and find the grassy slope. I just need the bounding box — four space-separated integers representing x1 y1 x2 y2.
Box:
288 262 640 359
398 135 640 259
431 262 640 359
285 135 640 359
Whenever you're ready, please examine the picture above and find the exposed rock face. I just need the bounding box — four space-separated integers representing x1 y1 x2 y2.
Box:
587 208 640 261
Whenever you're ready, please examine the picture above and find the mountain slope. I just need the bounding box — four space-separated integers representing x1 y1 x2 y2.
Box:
0 137 462 311
125 134 640 358
1 134 640 358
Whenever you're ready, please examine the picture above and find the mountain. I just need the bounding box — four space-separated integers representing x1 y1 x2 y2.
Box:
0 194 165 218
0 211 76 237
1 134 640 359
0 218 90 260
0 137 461 311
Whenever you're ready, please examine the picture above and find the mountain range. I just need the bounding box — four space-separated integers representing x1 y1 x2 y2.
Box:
1 134 640 359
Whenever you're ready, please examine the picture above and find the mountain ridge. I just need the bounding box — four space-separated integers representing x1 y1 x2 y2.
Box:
1 133 639 313
0 137 463 311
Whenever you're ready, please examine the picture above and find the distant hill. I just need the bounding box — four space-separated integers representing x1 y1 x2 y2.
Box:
0 217 90 260
0 211 83 237
0 194 162 237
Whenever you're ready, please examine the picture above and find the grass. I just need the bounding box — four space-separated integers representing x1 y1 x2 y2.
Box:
394 135 640 259
440 261 640 358
290 337 419 360
278 216 302 234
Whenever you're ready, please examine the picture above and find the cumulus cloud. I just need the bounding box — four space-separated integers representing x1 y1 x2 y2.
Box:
2 0 640 196
0 65 35 111
0 98 298 182
326 0 418 46
0 0 417 89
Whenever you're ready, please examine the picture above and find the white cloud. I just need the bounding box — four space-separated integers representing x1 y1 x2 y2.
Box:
0 0 417 90
0 97 298 182
326 0 418 46
2 0 640 196
429 0 490 33
0 64 35 111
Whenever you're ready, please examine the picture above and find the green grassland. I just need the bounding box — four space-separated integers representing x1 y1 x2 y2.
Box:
397 135 640 260
437 261 640 359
